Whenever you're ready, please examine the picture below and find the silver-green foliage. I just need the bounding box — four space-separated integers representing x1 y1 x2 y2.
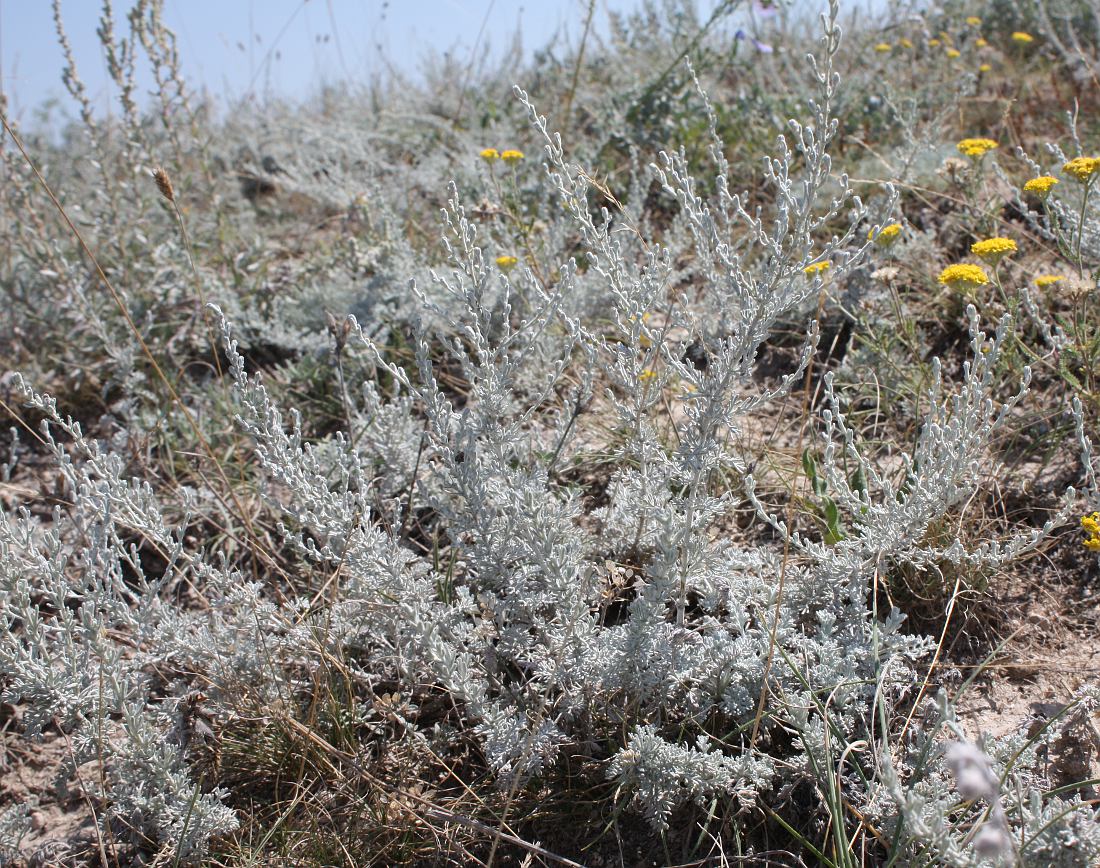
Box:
2 0 1099 863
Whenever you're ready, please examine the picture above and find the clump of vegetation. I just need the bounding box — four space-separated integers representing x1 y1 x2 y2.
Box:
1 0 1099 864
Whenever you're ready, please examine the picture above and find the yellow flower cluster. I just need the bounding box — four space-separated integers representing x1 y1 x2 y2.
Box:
869 222 902 245
1034 274 1064 288
804 261 831 276
899 37 914 48
970 236 1017 264
979 63 992 72
946 48 962 59
1011 31 1034 43
975 38 989 47
874 42 892 52
938 263 989 289
966 15 982 25
1063 156 1100 182
481 148 525 165
957 137 998 158
1082 512 1100 551
1023 175 1058 197
496 255 518 272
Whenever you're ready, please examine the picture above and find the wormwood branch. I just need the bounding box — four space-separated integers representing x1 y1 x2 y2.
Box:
0 112 290 592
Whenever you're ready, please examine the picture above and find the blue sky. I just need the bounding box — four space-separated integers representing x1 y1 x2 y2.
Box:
0 0 731 123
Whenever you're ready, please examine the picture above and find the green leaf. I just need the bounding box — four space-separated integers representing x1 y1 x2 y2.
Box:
849 466 867 498
1058 356 1084 392
823 498 845 544
802 449 828 496
802 448 817 482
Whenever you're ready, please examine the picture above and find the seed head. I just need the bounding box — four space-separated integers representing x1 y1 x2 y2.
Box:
152 166 175 202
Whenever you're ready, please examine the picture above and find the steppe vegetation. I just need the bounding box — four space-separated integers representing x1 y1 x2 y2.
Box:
1 0 1100 864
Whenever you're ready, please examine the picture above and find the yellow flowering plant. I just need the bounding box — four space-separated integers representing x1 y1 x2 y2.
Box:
480 148 500 162
1011 31 1034 43
970 237 1017 265
938 263 990 289
495 255 519 272
874 42 892 53
1063 157 1100 183
1082 513 1100 551
501 149 525 164
957 137 998 158
1023 176 1058 197
1034 274 1064 288
803 260 831 276
868 222 902 245
1053 158 1100 267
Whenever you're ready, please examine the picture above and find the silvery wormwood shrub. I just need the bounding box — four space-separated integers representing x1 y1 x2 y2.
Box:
749 309 1078 580
4 0 488 397
223 0 931 833
868 688 1100 866
0 382 241 858
221 0 1096 847
3 2 1097 863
